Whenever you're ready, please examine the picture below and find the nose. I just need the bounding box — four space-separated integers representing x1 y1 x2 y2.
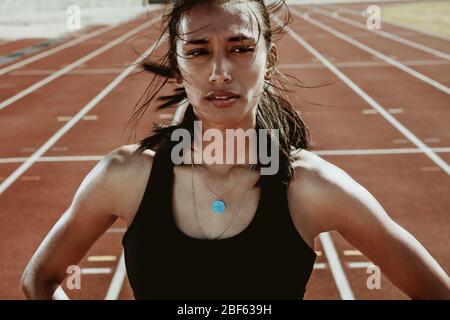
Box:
208 59 232 84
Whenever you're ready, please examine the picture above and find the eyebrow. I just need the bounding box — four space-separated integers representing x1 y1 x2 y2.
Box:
183 34 256 47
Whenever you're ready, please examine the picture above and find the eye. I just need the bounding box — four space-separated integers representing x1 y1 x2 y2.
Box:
186 49 207 57
232 46 255 54
186 46 255 57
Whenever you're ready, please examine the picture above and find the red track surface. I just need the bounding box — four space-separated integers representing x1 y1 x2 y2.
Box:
0 2 448 299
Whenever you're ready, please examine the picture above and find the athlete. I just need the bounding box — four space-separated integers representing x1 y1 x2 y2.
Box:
22 0 450 299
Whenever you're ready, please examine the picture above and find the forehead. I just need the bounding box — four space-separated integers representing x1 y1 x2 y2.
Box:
178 2 260 42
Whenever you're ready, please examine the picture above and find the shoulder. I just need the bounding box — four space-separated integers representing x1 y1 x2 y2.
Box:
287 149 370 236
88 144 156 222
289 149 354 193
95 144 156 192
289 148 354 195
104 144 155 171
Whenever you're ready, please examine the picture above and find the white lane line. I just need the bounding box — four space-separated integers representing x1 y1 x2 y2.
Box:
81 268 112 275
348 262 376 269
392 138 409 144
0 18 164 195
424 138 441 144
343 250 363 256
289 8 450 95
57 115 98 122
0 18 156 112
105 251 126 300
83 115 98 121
362 109 377 115
57 116 72 122
387 108 403 114
0 156 103 164
362 107 406 115
2 147 450 165
313 263 327 270
309 6 450 61
390 60 449 66
88 255 117 262
273 14 450 175
52 286 70 300
10 68 125 76
0 6 160 76
0 25 115 76
278 60 450 69
314 147 450 156
420 166 441 172
319 232 354 300
330 5 450 42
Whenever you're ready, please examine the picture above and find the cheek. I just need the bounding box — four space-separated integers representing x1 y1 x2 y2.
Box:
184 85 203 103
241 50 268 86
241 63 266 98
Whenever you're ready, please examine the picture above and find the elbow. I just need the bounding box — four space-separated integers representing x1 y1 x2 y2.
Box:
21 266 35 299
21 264 55 300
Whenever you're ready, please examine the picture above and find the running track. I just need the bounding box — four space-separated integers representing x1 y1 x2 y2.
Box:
0 1 448 299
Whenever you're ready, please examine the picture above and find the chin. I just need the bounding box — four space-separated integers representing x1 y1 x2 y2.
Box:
194 101 254 125
205 116 240 127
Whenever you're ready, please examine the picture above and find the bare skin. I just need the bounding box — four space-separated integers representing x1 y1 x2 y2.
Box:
22 144 450 299
22 1 450 300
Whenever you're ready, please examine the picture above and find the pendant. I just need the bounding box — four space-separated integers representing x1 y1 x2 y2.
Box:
211 199 226 215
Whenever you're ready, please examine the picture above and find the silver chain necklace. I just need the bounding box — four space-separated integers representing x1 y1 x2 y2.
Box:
191 165 256 240
191 162 255 215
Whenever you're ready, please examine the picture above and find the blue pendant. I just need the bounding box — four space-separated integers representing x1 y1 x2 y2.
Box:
211 200 226 215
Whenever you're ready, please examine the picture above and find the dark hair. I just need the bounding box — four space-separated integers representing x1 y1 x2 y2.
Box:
127 0 312 187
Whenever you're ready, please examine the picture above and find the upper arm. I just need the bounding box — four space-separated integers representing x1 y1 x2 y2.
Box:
22 145 139 288
330 173 450 299
290 151 450 299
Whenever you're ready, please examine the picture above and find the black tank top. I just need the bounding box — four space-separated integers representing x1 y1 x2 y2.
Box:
122 139 317 299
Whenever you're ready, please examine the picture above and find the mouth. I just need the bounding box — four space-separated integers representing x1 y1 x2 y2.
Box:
206 92 240 108
206 96 239 108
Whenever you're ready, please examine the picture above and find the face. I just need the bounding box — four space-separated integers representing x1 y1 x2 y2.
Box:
175 1 277 129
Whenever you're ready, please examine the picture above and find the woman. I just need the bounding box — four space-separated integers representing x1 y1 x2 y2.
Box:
22 0 450 300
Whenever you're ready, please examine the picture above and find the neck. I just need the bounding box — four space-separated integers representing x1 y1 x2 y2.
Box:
190 110 258 177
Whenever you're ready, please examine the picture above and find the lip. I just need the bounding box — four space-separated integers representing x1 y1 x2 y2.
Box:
206 91 240 108
206 96 239 108
206 91 240 99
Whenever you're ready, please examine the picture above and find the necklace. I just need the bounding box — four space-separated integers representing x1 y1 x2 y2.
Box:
191 165 256 240
191 163 255 214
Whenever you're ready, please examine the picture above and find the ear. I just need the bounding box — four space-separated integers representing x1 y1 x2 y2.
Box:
175 74 184 87
264 43 278 81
